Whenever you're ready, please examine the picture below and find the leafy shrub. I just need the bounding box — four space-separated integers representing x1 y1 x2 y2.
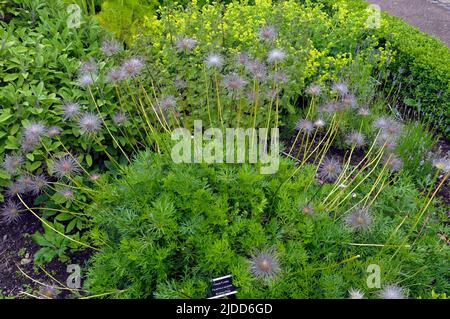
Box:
85 151 449 298
299 0 450 137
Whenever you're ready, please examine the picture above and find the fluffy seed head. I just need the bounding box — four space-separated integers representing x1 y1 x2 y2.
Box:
344 207 372 231
358 107 370 117
245 60 267 81
375 132 398 151
319 102 339 115
235 52 250 66
222 73 248 92
112 111 128 126
273 70 288 83
248 248 280 281
5 182 23 197
174 79 188 90
2 154 24 175
305 84 322 96
24 122 46 139
20 135 39 153
61 102 81 121
317 157 342 183
373 117 402 136
30 174 49 196
205 53 223 68
52 154 81 179
348 288 365 299
266 89 279 100
345 131 366 148
1 200 23 224
295 119 314 134
101 40 121 57
378 284 405 299
432 157 450 173
332 82 349 96
341 94 357 109
121 57 144 78
39 284 60 299
106 67 126 83
258 25 277 41
78 73 94 86
314 119 326 129
267 49 286 63
79 60 97 75
17 174 34 194
159 95 177 109
57 187 75 202
175 36 197 52
300 204 315 216
47 126 62 138
78 113 102 135
383 154 403 172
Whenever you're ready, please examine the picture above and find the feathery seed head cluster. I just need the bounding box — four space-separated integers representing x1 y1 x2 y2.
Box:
248 248 280 281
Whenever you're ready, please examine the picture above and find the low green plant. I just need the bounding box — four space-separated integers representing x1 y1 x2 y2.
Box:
84 151 449 298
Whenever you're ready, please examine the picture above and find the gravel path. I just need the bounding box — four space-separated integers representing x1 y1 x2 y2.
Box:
367 0 450 46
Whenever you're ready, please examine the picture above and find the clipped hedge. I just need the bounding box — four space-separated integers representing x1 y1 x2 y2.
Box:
301 0 450 136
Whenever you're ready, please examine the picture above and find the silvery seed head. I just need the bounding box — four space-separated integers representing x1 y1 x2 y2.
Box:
205 53 223 69
112 111 128 126
101 40 121 57
79 60 97 75
344 207 372 231
121 57 144 79
300 204 315 216
175 36 197 52
174 78 188 90
317 157 342 183
2 154 24 175
5 182 23 197
305 84 322 96
331 82 349 96
432 156 450 173
52 154 82 179
248 248 281 281
30 174 49 196
221 73 248 92
20 135 40 153
57 186 75 202
17 174 35 194
357 107 370 117
273 70 288 83
378 284 405 299
23 122 46 140
295 119 314 134
235 52 250 66
78 113 102 135
159 95 177 110
348 288 365 299
267 49 286 63
47 126 62 138
1 200 23 224
314 119 326 129
61 102 81 121
383 154 403 172
106 67 126 84
258 25 277 42
345 131 366 149
245 59 267 81
78 73 95 87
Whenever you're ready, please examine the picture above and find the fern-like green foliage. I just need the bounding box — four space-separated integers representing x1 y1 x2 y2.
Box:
85 151 449 298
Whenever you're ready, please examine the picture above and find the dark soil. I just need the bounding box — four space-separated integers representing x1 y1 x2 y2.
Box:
0 212 92 299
